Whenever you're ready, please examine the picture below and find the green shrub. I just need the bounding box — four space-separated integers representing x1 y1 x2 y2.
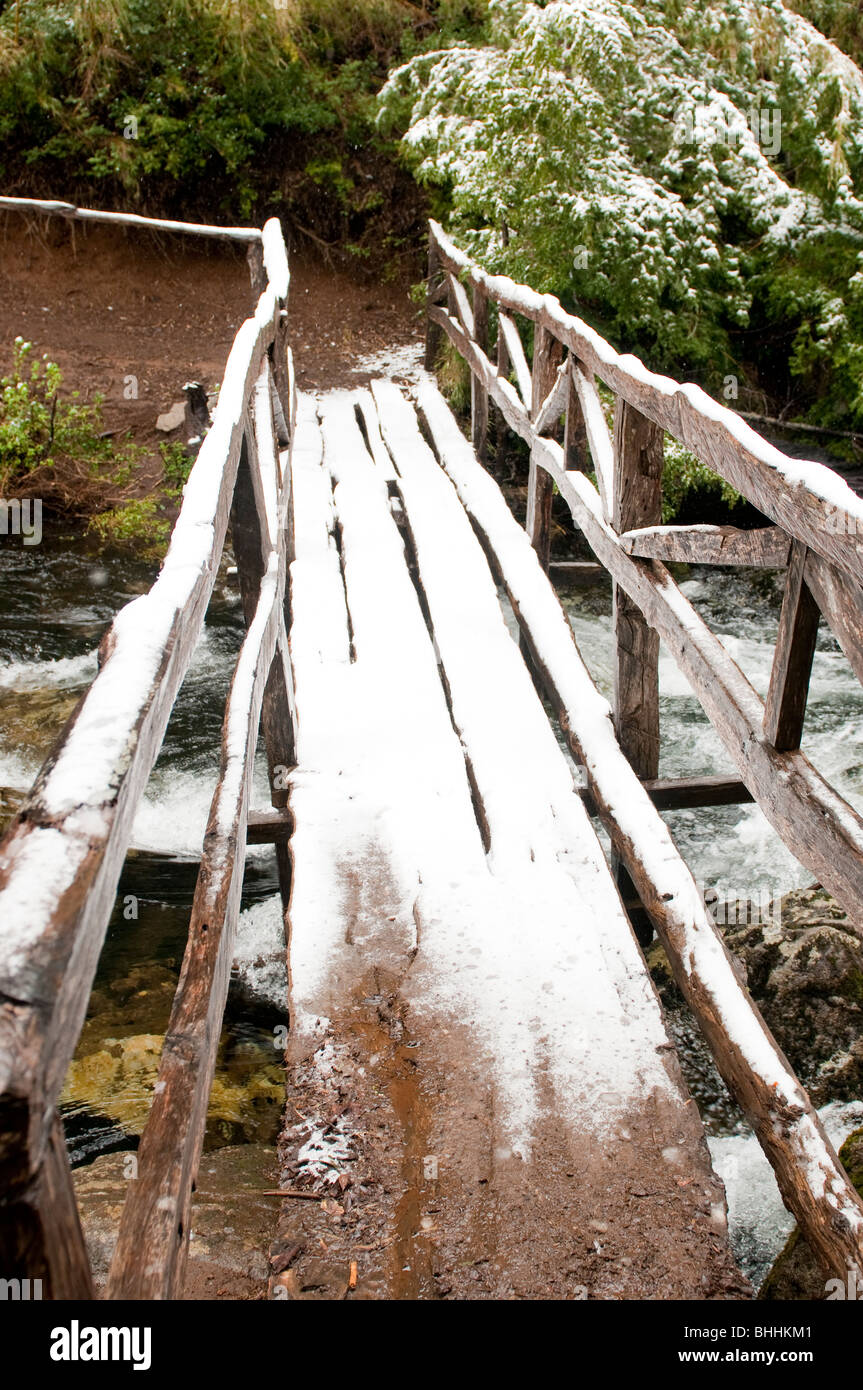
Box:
0 336 148 506
380 0 863 436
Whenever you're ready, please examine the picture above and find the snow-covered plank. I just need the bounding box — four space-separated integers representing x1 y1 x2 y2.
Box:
283 384 743 1296
286 391 486 1036
416 376 863 1283
370 378 697 1131
571 362 614 521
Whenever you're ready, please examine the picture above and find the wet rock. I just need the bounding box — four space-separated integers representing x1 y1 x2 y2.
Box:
73 1144 277 1298
723 885 863 1105
649 883 863 1113
760 1127 863 1300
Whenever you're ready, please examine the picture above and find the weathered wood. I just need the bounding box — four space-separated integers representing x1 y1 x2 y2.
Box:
497 313 532 407
533 357 570 436
471 284 490 462
0 1114 95 1299
764 541 820 752
246 807 294 843
542 443 863 934
570 363 614 519
417 378 863 1283
620 524 791 568
107 548 284 1300
0 194 262 241
563 359 589 472
423 301 863 928
525 327 564 573
429 304 531 444
579 775 753 818
0 287 280 1232
640 774 753 811
612 400 663 782
231 389 295 913
446 271 475 339
424 231 444 372
429 220 863 587
804 550 863 688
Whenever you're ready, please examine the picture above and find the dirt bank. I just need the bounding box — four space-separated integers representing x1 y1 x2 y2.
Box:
0 212 422 481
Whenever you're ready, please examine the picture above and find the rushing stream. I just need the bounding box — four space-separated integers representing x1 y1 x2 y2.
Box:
1 531 862 1287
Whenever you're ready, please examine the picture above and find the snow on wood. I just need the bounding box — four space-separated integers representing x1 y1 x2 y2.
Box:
0 286 280 1115
571 362 614 521
261 217 290 302
0 195 262 242
429 221 863 582
497 312 532 407
108 548 284 1299
368 378 691 1146
416 377 863 1279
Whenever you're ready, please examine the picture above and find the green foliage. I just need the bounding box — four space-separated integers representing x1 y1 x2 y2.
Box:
662 437 742 522
0 336 146 494
380 0 863 435
0 0 489 239
87 496 172 547
159 439 193 490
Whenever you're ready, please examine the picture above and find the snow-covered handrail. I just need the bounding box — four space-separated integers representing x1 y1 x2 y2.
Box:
0 195 263 242
0 217 295 1299
428 220 863 588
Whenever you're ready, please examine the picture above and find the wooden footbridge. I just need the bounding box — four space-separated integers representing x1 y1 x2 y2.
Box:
2 198 863 1299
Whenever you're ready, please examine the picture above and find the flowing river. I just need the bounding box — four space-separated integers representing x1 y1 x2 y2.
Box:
2 530 862 1287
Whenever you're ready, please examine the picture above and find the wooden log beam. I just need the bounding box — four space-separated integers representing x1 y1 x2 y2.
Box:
425 231 444 372
571 363 614 520
0 1115 95 1299
246 807 294 843
803 551 863 688
497 313 533 407
580 775 753 818
417 378 863 1283
107 548 285 1300
563 359 589 473
533 357 570 437
619 524 791 568
542 445 863 934
764 541 820 752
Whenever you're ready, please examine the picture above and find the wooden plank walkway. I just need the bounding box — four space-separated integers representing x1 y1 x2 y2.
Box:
278 382 749 1300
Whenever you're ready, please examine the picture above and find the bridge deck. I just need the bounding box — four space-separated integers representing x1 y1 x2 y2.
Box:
278 382 747 1299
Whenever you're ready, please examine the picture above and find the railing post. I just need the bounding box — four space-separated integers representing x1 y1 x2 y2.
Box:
0 1114 95 1299
612 399 664 944
564 358 589 472
425 230 444 372
471 284 489 462
525 324 564 570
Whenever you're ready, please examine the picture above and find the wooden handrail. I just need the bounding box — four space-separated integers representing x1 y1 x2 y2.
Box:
429 220 863 589
0 195 262 242
425 223 863 1283
0 210 295 1297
